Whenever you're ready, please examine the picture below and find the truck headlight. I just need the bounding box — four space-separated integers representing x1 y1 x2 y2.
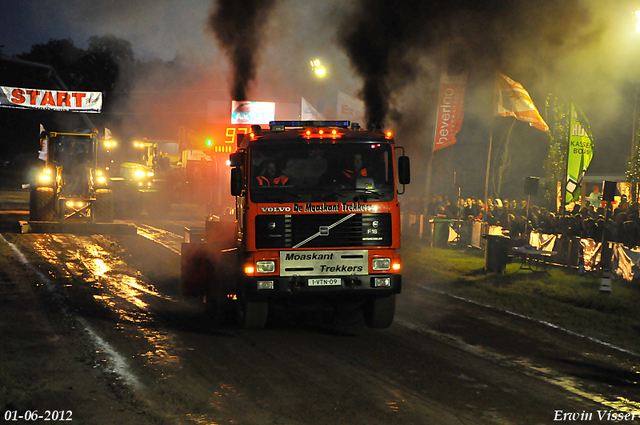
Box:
257 281 275 290
372 258 391 271
256 260 276 273
374 277 391 287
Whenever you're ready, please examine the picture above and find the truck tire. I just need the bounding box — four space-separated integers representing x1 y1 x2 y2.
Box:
241 300 269 329
363 294 396 329
29 187 55 221
94 188 114 223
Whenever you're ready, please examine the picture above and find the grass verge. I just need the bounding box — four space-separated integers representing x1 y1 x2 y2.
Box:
402 242 640 355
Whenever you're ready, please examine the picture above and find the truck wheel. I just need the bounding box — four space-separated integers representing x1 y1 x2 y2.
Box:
363 294 396 329
240 300 268 329
29 187 55 221
94 188 114 222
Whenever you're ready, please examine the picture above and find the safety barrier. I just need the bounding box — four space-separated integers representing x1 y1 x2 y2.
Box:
401 214 640 282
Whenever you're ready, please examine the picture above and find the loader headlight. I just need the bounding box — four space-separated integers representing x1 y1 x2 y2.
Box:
256 261 276 273
134 170 146 178
372 258 391 271
97 175 107 184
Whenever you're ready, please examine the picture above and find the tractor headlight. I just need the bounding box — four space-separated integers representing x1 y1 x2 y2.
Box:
38 168 53 183
65 200 84 208
256 261 276 273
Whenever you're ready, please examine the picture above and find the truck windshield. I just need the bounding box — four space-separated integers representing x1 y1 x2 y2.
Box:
250 142 395 203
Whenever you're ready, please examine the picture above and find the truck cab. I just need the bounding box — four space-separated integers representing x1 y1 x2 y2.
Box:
182 120 410 329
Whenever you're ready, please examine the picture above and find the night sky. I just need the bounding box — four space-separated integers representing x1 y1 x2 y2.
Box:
2 0 640 199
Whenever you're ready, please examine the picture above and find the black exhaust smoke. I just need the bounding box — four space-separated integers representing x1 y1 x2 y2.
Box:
208 0 278 101
338 0 591 129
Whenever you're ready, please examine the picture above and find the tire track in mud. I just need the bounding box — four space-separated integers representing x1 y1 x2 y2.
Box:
2 231 245 423
1 233 143 389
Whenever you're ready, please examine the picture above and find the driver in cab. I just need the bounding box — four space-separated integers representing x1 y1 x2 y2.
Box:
257 161 289 186
342 153 369 181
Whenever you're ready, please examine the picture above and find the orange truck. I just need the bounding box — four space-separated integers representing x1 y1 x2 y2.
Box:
181 120 410 328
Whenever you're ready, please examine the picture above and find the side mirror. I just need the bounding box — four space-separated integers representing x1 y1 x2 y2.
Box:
230 167 243 196
229 152 244 167
398 156 410 185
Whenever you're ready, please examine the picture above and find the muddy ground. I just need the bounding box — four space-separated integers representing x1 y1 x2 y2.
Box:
1 188 639 425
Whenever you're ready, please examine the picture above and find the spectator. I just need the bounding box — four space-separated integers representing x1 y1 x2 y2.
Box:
587 186 601 209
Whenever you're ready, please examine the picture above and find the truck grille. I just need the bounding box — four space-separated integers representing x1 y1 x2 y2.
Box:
255 213 392 249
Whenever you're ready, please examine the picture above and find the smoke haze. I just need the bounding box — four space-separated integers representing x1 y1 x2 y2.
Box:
337 0 594 128
4 0 640 197
208 0 278 101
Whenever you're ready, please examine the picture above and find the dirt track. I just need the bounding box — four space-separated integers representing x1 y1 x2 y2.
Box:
1 189 639 424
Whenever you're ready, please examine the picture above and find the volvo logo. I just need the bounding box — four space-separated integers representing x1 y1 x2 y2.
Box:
268 222 276 229
372 220 379 229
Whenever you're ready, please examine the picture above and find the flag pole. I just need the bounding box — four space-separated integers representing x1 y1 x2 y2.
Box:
484 72 499 222
424 45 448 223
561 101 573 214
484 116 495 222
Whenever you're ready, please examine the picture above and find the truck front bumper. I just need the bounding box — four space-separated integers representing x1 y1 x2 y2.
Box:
243 274 401 301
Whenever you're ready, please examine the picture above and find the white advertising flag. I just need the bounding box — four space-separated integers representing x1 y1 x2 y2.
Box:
336 92 365 122
301 97 326 120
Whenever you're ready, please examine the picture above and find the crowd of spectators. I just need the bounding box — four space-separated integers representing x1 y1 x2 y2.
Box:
405 187 640 249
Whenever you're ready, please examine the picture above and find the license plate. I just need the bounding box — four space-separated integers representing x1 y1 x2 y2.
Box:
308 278 342 287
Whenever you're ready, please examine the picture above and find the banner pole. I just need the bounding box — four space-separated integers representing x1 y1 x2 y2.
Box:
483 117 495 222
424 46 447 222
561 101 573 214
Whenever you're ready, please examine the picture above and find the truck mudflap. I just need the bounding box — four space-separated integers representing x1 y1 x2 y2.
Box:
180 241 240 298
181 242 219 297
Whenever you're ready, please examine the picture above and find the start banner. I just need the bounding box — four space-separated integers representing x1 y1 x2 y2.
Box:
0 86 102 113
